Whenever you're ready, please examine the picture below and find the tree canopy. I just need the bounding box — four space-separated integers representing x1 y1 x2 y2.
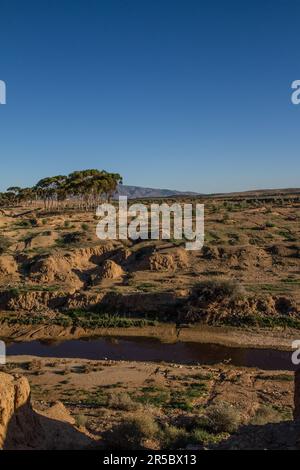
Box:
0 169 122 210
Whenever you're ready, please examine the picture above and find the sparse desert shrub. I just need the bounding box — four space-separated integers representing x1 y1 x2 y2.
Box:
205 402 240 434
108 392 140 411
250 406 282 425
190 372 213 381
275 296 296 315
7 287 21 298
159 424 189 449
42 230 52 236
26 359 43 371
81 223 89 231
29 218 38 227
193 279 245 303
59 231 83 245
228 233 240 245
179 280 247 324
0 234 12 254
22 232 35 244
222 212 230 223
18 218 38 228
265 221 276 228
107 413 159 449
191 427 227 445
256 373 293 382
75 414 89 428
17 220 31 228
202 245 219 260
65 310 156 328
136 386 171 408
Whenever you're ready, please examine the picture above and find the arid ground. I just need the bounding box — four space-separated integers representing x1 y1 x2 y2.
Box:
1 356 297 450
0 191 300 449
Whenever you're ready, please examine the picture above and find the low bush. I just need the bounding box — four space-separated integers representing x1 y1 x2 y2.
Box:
107 413 159 450
59 231 84 245
17 218 38 228
75 414 89 428
193 280 245 302
191 427 227 446
266 221 276 228
205 402 240 434
0 234 12 254
107 392 140 411
159 424 189 449
250 405 284 425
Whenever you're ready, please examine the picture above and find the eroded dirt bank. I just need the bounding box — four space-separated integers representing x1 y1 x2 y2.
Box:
1 322 299 351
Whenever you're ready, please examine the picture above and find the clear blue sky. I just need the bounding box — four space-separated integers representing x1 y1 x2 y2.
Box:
0 0 299 193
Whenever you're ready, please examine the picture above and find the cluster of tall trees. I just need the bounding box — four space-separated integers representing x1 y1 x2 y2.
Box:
0 169 122 210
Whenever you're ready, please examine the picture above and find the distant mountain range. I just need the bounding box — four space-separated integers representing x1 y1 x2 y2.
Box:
115 185 199 199
114 185 300 200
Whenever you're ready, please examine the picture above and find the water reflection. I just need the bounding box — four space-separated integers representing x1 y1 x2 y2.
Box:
5 336 294 371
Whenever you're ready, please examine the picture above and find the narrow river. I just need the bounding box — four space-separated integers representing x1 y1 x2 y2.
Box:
5 335 296 371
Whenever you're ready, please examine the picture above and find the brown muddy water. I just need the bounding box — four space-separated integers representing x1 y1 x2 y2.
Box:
5 336 296 371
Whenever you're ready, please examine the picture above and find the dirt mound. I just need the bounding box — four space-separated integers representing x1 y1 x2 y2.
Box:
28 244 114 289
203 245 272 269
67 244 115 266
110 247 132 264
0 255 19 283
133 246 189 272
148 248 189 271
29 254 83 288
97 259 125 279
267 244 300 258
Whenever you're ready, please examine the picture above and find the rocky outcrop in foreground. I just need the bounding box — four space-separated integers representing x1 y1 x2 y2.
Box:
0 372 40 449
0 372 93 450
